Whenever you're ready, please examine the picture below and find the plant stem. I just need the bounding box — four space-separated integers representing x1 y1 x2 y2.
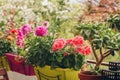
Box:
95 52 111 70
103 50 111 56
103 52 111 58
100 48 103 57
95 57 104 70
91 43 99 62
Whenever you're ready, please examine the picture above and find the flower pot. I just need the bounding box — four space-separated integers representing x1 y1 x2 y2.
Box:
0 56 10 71
34 66 79 80
5 53 35 75
102 69 120 80
78 71 102 80
109 61 120 71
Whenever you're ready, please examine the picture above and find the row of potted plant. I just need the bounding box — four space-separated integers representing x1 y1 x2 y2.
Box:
0 10 120 80
0 20 120 80
77 22 120 80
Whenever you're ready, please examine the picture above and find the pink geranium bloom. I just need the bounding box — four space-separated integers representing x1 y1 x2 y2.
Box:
77 45 91 55
77 47 85 55
52 38 66 52
52 36 91 56
84 45 91 55
21 24 31 36
66 39 73 45
72 36 84 46
35 26 48 36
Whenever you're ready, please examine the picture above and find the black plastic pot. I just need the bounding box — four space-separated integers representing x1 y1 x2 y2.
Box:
102 69 120 80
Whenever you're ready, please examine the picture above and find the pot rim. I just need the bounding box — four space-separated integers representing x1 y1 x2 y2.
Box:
78 71 101 77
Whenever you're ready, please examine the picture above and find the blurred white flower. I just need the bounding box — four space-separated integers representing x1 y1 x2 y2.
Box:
42 0 48 6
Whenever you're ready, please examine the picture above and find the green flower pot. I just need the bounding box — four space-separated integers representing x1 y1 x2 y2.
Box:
34 66 79 80
0 56 10 71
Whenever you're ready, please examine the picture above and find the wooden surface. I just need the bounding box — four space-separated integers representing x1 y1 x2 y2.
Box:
7 71 37 80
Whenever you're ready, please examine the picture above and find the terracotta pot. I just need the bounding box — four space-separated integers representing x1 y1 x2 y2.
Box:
78 71 102 80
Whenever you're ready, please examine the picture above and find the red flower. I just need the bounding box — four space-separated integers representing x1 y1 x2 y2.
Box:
72 36 84 46
11 29 17 34
77 45 91 55
84 45 91 55
52 38 66 52
66 39 73 45
77 47 85 55
52 36 91 56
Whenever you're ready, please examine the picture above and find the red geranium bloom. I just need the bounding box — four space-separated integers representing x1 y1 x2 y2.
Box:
11 29 17 34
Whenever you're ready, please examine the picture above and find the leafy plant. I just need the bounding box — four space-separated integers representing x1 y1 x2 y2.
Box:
0 39 13 56
26 36 54 67
76 23 120 70
26 26 91 70
50 36 91 70
106 13 120 32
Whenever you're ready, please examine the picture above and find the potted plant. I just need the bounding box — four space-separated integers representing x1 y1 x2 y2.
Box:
0 30 15 70
26 22 91 80
0 38 13 70
4 24 36 75
76 23 120 80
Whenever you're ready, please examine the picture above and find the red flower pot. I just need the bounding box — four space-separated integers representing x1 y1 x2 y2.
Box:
78 71 102 80
5 53 35 75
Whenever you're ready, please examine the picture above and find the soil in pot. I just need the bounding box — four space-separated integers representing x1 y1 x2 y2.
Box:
78 71 102 80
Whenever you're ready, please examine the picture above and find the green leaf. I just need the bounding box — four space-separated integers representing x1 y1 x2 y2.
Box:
110 50 115 56
74 54 84 70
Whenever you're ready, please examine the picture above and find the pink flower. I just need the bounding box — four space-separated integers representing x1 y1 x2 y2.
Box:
51 36 91 56
42 21 49 28
77 47 85 55
52 38 66 52
21 24 31 36
16 29 24 48
72 36 84 46
66 39 73 45
84 45 91 55
35 26 48 36
77 45 91 55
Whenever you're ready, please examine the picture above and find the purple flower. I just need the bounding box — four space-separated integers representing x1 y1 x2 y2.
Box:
21 24 31 36
35 26 48 36
16 29 24 48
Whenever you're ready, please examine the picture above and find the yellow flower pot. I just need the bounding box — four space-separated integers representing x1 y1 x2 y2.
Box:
34 66 79 80
0 56 10 71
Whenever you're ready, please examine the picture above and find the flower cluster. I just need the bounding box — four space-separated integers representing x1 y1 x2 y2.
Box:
52 38 66 52
35 26 48 37
21 24 31 36
16 24 31 48
16 29 24 48
35 21 49 37
16 21 49 49
52 36 91 55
